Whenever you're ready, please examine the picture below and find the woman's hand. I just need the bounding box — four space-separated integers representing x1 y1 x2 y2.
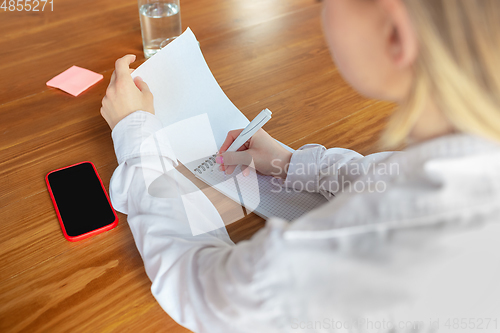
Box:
100 54 155 130
217 129 292 179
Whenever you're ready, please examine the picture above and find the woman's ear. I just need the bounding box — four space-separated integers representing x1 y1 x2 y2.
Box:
379 0 418 68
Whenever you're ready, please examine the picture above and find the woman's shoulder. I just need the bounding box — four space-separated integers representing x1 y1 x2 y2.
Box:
396 133 500 166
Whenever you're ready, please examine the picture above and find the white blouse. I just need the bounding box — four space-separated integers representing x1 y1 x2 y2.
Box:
110 111 500 333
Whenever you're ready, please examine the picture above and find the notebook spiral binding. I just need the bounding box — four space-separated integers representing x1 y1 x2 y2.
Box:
194 154 217 174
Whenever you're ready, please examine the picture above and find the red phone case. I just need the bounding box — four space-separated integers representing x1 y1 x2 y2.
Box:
45 161 118 242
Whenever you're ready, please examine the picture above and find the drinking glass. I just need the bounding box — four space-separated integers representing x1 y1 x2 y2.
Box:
138 0 182 58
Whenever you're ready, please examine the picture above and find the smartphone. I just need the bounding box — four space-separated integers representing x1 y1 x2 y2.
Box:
45 161 118 242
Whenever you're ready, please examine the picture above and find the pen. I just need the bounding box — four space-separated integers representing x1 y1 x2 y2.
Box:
226 108 272 152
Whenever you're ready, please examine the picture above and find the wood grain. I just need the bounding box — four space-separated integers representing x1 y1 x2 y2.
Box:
0 0 395 332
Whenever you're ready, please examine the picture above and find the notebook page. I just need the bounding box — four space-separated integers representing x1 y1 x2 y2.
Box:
186 156 329 221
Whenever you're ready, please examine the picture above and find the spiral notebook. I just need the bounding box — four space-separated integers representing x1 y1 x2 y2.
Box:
131 28 328 222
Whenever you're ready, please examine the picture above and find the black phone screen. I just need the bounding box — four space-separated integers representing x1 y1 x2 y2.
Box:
47 162 116 237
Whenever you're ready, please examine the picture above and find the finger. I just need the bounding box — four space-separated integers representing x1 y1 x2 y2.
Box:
109 70 116 85
242 165 250 177
241 158 257 176
129 68 135 74
115 54 136 81
221 151 253 167
134 76 151 93
225 165 236 175
237 142 250 151
218 129 244 153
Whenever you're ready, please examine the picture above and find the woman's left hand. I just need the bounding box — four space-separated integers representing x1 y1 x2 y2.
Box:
100 54 155 130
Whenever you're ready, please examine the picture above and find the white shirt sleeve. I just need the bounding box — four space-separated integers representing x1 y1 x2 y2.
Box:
108 111 289 333
283 144 395 199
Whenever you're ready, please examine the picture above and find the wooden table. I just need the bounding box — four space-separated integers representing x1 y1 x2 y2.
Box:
0 0 394 331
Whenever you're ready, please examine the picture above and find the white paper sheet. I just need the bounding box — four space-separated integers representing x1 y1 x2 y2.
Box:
132 28 249 150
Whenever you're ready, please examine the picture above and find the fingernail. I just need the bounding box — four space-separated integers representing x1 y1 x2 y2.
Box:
216 156 224 164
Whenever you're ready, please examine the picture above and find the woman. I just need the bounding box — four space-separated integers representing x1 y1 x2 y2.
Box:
101 0 500 332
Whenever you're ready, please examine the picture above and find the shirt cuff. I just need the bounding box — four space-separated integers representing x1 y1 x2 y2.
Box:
282 144 324 192
111 111 174 165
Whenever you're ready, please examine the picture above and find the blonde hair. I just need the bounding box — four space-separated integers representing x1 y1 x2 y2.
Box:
382 0 500 147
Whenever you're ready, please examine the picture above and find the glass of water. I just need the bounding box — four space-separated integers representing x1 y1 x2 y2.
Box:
138 0 182 58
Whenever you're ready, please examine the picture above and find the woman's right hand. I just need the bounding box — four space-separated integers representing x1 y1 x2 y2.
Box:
217 129 292 178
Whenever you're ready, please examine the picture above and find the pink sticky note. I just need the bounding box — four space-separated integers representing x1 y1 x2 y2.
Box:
46 66 103 96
